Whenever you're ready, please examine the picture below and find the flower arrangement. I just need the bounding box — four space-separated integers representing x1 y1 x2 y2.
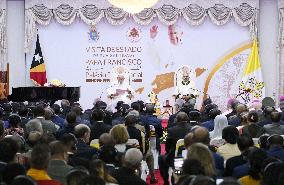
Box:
45 79 65 87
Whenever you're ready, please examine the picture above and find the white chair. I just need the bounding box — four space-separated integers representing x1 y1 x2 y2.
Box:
175 139 184 157
253 138 259 146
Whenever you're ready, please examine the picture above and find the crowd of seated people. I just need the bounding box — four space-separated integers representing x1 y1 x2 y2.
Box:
0 96 283 185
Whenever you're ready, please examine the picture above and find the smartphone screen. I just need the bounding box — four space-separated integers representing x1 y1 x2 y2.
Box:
174 158 184 171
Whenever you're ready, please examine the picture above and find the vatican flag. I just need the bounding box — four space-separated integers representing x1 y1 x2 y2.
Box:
236 39 265 104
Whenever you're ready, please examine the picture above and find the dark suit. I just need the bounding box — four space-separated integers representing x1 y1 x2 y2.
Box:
140 114 163 152
228 116 241 127
47 159 73 185
242 124 265 138
112 166 147 185
267 146 284 162
166 122 192 153
159 122 192 184
90 121 112 140
75 139 98 160
127 125 143 152
264 122 284 135
201 119 214 131
258 117 272 127
224 154 247 176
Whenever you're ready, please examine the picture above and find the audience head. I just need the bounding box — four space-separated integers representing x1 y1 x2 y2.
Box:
61 99 70 108
26 119 43 135
222 126 239 144
66 167 90 185
44 107 54 120
175 98 185 112
263 106 275 118
99 133 114 147
239 112 249 125
247 110 259 123
99 145 117 164
192 127 210 145
8 114 21 128
51 104 61 115
91 109 105 122
27 131 42 147
176 112 189 123
204 104 218 114
182 159 205 176
180 175 215 185
33 105 45 117
227 98 237 109
203 98 212 107
94 100 107 110
131 102 141 112
2 163 26 185
187 143 215 177
124 148 143 170
66 111 77 126
78 176 105 185
89 159 117 183
184 132 194 149
71 106 83 116
262 162 284 185
74 124 91 143
125 114 139 126
145 103 155 114
188 110 201 123
237 135 254 152
208 108 221 119
258 135 270 150
271 111 281 123
18 106 29 117
109 124 129 144
11 175 37 185
247 147 268 180
30 143 51 170
0 137 19 163
60 133 77 153
236 103 247 115
267 134 284 148
181 102 193 114
49 140 68 161
211 115 228 138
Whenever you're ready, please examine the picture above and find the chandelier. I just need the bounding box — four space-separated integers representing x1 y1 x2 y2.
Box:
108 0 159 14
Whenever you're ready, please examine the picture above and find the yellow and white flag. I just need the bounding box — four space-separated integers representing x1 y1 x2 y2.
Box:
236 39 265 104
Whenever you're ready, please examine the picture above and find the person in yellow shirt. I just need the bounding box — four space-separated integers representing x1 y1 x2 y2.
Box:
239 148 267 185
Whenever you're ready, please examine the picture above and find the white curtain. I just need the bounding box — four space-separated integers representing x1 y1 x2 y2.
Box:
24 0 259 53
0 0 7 70
277 0 284 101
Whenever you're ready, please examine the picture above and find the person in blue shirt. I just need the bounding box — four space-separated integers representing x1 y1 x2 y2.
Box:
267 134 284 161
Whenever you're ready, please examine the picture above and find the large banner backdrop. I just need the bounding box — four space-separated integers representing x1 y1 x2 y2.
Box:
26 18 253 111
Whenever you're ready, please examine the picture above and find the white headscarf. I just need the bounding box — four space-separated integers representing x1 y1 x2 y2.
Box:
210 115 228 139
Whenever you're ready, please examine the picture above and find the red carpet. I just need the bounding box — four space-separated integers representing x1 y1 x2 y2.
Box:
146 144 165 185
146 120 167 184
146 169 164 185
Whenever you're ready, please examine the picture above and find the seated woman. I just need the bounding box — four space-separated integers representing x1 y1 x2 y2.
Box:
209 115 228 147
217 126 241 161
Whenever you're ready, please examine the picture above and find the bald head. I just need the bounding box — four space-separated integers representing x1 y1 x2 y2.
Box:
193 127 210 145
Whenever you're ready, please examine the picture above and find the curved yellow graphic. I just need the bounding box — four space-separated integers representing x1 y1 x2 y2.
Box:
202 42 253 101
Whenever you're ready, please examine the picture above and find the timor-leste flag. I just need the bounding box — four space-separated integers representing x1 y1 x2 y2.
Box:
30 34 47 86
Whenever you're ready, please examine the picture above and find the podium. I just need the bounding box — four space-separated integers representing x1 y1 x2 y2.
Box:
8 87 80 102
